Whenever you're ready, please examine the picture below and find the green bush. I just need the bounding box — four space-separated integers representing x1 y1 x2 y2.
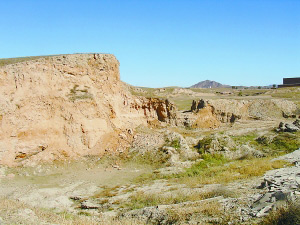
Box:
194 137 213 154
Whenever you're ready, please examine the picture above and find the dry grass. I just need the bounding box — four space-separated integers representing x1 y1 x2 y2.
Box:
133 151 290 187
270 87 300 99
127 150 171 169
0 197 147 225
0 55 55 67
119 187 235 210
169 97 194 111
92 185 120 198
260 202 300 225
172 157 289 187
165 200 229 224
0 197 98 225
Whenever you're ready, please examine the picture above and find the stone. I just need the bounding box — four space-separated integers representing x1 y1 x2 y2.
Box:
276 120 300 132
273 149 300 164
273 191 288 201
285 123 299 132
293 119 300 128
251 149 300 217
256 205 273 217
80 200 100 209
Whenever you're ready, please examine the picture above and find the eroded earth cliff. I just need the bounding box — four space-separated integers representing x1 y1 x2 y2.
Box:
0 54 176 166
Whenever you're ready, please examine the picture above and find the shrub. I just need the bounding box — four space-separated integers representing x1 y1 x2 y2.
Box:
261 202 300 225
256 136 270 145
167 139 181 149
194 137 213 154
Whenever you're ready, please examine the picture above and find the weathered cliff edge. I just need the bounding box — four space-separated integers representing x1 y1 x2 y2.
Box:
0 54 176 166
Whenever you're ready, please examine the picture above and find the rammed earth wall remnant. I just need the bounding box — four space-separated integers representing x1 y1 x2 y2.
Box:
0 54 177 166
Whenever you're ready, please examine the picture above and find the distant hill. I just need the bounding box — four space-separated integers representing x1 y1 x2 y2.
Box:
190 80 231 88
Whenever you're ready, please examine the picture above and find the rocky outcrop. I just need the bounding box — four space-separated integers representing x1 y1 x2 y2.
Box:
181 99 298 129
195 133 265 159
138 98 177 125
276 119 300 132
0 54 177 166
130 128 198 167
251 149 300 217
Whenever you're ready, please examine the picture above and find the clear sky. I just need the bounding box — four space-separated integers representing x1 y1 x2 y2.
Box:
0 0 299 87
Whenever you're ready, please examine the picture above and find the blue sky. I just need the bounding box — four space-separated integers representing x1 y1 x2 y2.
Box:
0 0 299 87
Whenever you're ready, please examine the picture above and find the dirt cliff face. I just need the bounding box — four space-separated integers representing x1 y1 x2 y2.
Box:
0 54 176 166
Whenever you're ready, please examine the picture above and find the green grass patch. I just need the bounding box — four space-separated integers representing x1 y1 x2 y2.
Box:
232 133 258 145
170 98 194 111
231 132 300 155
184 154 228 177
263 133 300 154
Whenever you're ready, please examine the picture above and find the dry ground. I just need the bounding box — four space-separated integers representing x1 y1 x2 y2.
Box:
1 86 299 224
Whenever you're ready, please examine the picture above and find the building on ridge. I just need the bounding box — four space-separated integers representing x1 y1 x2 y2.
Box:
278 77 300 88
